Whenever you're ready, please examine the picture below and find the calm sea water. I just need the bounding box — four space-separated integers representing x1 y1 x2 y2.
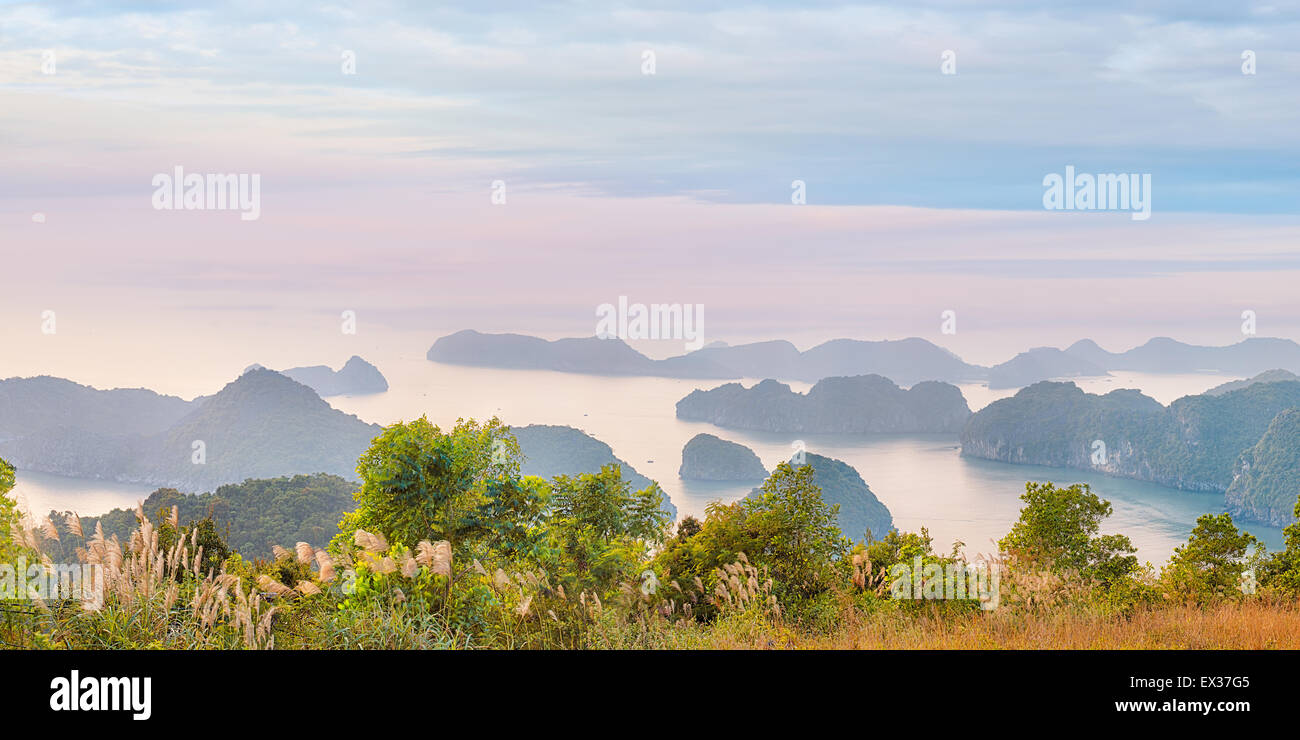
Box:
7 354 1285 563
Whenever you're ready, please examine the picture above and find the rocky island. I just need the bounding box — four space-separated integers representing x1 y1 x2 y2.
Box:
281 356 389 396
676 374 971 434
679 433 767 481
960 379 1300 526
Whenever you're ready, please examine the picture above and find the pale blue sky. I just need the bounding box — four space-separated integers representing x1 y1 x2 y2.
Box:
2 1 1299 391
1 0 1296 210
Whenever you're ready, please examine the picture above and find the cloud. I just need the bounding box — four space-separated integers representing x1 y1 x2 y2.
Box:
0 1 1295 211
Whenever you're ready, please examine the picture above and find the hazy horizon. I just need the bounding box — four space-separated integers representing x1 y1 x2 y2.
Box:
3 1 1299 394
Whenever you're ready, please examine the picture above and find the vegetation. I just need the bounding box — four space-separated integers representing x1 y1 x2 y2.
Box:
1226 408 1300 526
773 453 892 543
3 420 1300 649
38 474 355 563
962 379 1300 525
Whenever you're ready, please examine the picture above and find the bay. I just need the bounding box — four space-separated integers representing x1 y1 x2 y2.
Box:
6 351 1285 564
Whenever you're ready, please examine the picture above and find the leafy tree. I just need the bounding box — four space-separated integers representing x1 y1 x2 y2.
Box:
1261 493 1300 595
655 462 850 609
674 515 702 542
341 416 531 558
1162 513 1262 602
0 458 12 496
549 464 668 543
998 481 1137 588
157 508 233 577
0 457 24 562
539 465 669 594
863 527 938 576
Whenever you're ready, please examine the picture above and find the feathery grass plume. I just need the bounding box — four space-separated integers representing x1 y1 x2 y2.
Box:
106 538 123 573
429 541 452 578
296 581 322 596
256 575 295 599
493 568 511 590
393 588 406 603
400 553 418 578
271 545 291 561
373 556 398 575
516 594 533 618
21 523 41 551
168 506 179 529
256 606 278 646
294 542 313 565
40 516 59 542
315 549 336 583
64 512 84 539
353 529 388 553
415 540 436 567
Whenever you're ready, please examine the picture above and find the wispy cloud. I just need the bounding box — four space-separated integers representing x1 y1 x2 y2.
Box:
1 0 1296 210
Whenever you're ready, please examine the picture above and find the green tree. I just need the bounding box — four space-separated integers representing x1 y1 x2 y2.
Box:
340 417 534 559
998 481 1137 588
540 465 669 594
0 457 23 562
157 507 233 577
655 461 850 610
1162 513 1261 603
1261 493 1300 595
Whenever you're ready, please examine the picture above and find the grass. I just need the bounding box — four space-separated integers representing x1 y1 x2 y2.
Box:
695 601 1300 650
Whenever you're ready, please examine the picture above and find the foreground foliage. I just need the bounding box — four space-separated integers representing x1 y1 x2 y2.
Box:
3 422 1300 649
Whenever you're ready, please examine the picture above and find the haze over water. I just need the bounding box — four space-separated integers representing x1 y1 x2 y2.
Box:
8 337 1285 564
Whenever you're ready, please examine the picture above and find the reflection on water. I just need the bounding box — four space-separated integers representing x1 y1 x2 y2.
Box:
8 470 154 520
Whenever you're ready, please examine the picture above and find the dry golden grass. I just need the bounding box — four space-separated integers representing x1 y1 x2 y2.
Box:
787 600 1300 649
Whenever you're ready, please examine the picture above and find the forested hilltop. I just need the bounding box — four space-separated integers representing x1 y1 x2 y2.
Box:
960 380 1300 526
0 369 380 491
1227 410 1300 527
38 474 356 563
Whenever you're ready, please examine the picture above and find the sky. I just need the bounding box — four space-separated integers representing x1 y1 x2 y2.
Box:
1 0 1298 391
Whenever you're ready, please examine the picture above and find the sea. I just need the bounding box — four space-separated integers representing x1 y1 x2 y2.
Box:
7 352 1286 564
